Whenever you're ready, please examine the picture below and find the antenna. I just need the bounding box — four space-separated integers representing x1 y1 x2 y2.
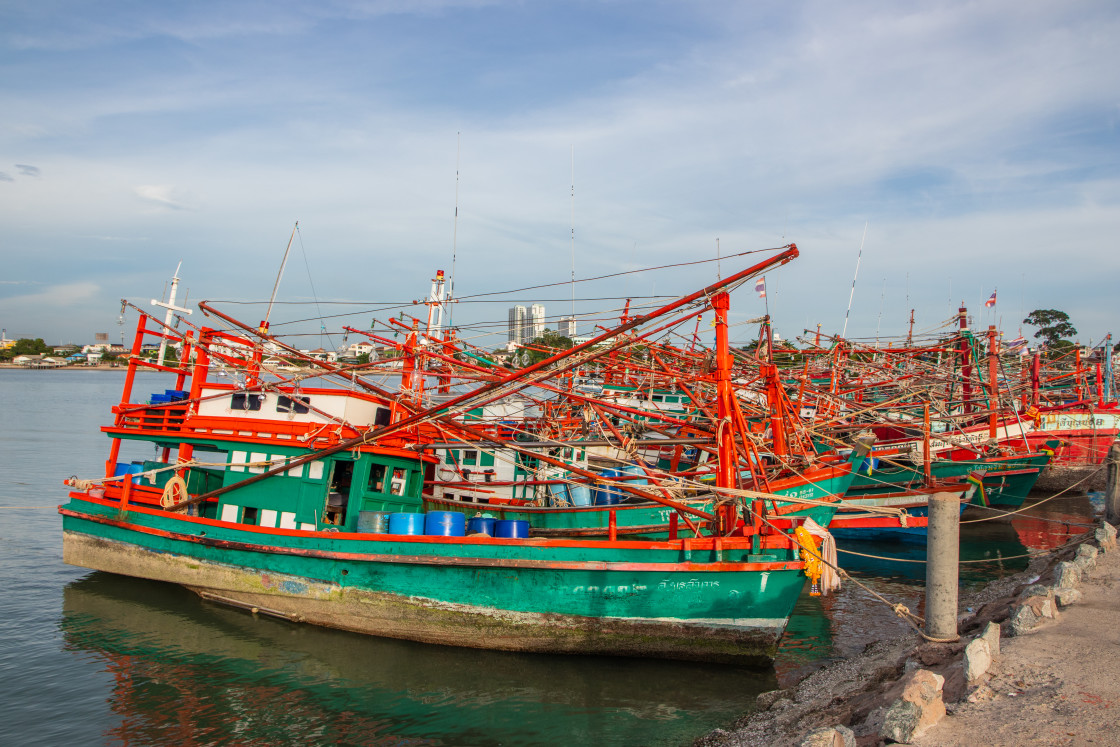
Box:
261 222 298 335
875 277 885 347
447 132 461 329
841 221 868 339
569 145 576 333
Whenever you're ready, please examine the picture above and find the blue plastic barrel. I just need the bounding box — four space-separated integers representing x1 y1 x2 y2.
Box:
114 462 144 477
424 511 466 537
494 519 529 538
467 516 497 536
568 484 592 506
593 468 625 505
388 512 425 535
619 463 649 485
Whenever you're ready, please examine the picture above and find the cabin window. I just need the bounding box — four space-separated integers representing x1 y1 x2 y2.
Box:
242 506 259 525
231 392 263 411
445 451 457 465
277 395 311 414
652 394 664 402
367 464 387 493
462 450 478 466
480 451 495 467
375 407 391 427
390 468 407 496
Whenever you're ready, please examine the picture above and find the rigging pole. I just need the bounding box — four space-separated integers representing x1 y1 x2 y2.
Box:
841 221 868 339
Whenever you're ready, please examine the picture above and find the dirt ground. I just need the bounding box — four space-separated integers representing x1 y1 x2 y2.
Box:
910 548 1120 747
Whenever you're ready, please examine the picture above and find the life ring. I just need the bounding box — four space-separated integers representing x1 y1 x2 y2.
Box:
160 475 189 508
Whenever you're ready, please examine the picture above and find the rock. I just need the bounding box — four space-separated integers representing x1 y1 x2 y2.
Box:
1053 561 1082 589
1054 587 1083 607
1097 522 1118 551
879 669 946 743
1076 543 1099 564
980 621 1001 657
964 637 992 681
800 725 856 747
881 700 922 743
755 688 794 711
1018 583 1050 601
1021 594 1057 619
1010 604 1040 635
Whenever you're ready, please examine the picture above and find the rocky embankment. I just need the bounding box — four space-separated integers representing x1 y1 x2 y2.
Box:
695 520 1119 747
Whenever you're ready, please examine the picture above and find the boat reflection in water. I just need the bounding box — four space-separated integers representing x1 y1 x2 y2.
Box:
1011 493 1097 552
62 573 778 746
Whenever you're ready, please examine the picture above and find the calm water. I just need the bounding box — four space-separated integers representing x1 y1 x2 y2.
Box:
0 370 1099 745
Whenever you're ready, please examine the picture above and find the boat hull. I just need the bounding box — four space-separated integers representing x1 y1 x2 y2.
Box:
61 496 806 665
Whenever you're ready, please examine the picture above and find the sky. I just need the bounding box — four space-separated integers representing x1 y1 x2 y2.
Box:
2 0 1118 351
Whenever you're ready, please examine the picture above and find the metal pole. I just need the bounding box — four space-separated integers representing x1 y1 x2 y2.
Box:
925 492 960 641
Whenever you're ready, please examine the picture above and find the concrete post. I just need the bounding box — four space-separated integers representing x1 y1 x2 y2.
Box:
925 493 960 641
1106 442 1120 526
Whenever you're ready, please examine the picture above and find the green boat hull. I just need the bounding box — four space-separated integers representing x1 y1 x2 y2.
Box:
846 453 1048 508
61 495 809 664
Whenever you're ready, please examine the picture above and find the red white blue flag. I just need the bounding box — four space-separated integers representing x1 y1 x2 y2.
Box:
755 276 766 298
984 290 997 308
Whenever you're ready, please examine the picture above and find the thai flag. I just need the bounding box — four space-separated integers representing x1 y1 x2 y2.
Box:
755 277 766 298
984 291 997 308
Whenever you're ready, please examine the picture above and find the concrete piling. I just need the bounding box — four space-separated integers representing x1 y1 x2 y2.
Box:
1105 441 1120 526
925 493 961 641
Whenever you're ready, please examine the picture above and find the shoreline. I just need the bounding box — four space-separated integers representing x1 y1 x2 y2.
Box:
695 519 1119 747
0 364 128 371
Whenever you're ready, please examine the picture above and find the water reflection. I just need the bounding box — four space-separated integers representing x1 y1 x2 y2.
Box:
62 574 777 746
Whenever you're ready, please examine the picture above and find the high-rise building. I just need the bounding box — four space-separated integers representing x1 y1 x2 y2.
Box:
557 316 577 338
529 304 546 341
508 305 527 345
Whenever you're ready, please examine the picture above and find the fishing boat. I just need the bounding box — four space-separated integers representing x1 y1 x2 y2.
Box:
61 248 837 664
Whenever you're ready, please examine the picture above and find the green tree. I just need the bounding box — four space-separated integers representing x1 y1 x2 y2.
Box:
518 329 573 367
0 338 49 360
1023 309 1077 348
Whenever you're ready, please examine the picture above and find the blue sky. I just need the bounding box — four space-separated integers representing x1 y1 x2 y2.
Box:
2 0 1118 350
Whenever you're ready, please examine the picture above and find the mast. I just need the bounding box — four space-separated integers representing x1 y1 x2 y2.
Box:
987 325 999 439
151 262 191 367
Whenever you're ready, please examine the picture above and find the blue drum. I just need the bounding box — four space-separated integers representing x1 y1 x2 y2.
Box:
388 512 425 535
494 519 529 538
424 511 466 537
467 516 497 536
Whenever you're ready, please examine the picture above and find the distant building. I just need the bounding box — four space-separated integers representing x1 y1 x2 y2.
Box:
508 305 527 345
344 340 374 358
529 305 546 341
557 317 577 338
